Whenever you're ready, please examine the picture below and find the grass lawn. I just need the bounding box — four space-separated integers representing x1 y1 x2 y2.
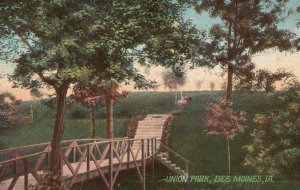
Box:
0 118 130 149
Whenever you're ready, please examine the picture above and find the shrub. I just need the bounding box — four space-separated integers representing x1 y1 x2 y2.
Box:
244 87 300 179
0 93 24 128
127 111 147 138
70 108 87 119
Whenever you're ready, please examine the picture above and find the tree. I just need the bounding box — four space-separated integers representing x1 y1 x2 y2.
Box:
220 81 227 91
195 80 203 90
209 81 215 91
0 92 23 128
181 0 294 100
72 86 103 139
3 0 198 179
29 88 43 120
73 82 129 139
205 98 246 175
244 85 300 179
162 69 187 104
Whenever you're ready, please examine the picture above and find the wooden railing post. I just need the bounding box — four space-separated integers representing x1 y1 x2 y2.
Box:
13 149 19 176
127 139 131 169
154 137 157 154
61 149 64 177
147 139 150 158
24 160 28 190
73 147 76 163
151 138 154 158
151 138 155 180
109 141 113 190
141 139 145 190
87 145 90 172
47 145 51 167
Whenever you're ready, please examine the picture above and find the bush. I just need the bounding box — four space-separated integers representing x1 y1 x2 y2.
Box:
243 86 300 179
0 93 24 128
70 108 87 119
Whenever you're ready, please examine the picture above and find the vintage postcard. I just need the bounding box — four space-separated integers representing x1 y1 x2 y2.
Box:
0 0 299 190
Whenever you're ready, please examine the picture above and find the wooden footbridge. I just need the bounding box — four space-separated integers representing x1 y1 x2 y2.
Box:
0 114 190 190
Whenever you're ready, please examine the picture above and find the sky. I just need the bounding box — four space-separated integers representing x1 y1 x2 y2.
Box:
0 0 299 100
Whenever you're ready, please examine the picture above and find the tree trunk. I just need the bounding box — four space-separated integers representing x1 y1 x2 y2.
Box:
89 107 96 138
226 136 231 175
106 98 114 139
30 104 33 120
226 64 234 101
175 91 177 105
226 18 233 101
49 84 68 178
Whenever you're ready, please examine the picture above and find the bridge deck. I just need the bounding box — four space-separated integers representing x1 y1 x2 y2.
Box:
0 153 151 190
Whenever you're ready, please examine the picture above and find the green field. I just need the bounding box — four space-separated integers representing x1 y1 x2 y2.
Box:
1 91 299 189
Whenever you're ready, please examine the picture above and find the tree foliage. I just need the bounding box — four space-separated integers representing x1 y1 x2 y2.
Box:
244 86 300 179
0 92 23 128
180 0 295 99
235 68 293 92
73 83 129 106
294 5 300 51
162 69 187 91
205 98 246 139
3 0 202 92
296 5 300 27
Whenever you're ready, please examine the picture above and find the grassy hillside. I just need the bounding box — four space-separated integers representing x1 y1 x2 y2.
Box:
0 91 273 167
0 119 129 149
2 91 297 189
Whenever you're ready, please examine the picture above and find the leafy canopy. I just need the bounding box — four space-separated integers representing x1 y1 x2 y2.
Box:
72 83 129 108
2 0 206 93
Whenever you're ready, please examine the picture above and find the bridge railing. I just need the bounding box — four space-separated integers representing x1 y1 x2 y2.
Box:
0 139 107 182
0 139 108 163
0 138 158 190
156 140 191 174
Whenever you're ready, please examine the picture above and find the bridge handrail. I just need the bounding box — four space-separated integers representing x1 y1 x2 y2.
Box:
0 137 149 154
157 140 191 164
0 142 50 154
0 138 108 154
60 137 155 150
0 150 49 165
0 137 156 164
157 139 192 174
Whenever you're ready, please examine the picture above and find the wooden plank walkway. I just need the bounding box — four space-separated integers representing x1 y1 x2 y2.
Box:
0 153 148 190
